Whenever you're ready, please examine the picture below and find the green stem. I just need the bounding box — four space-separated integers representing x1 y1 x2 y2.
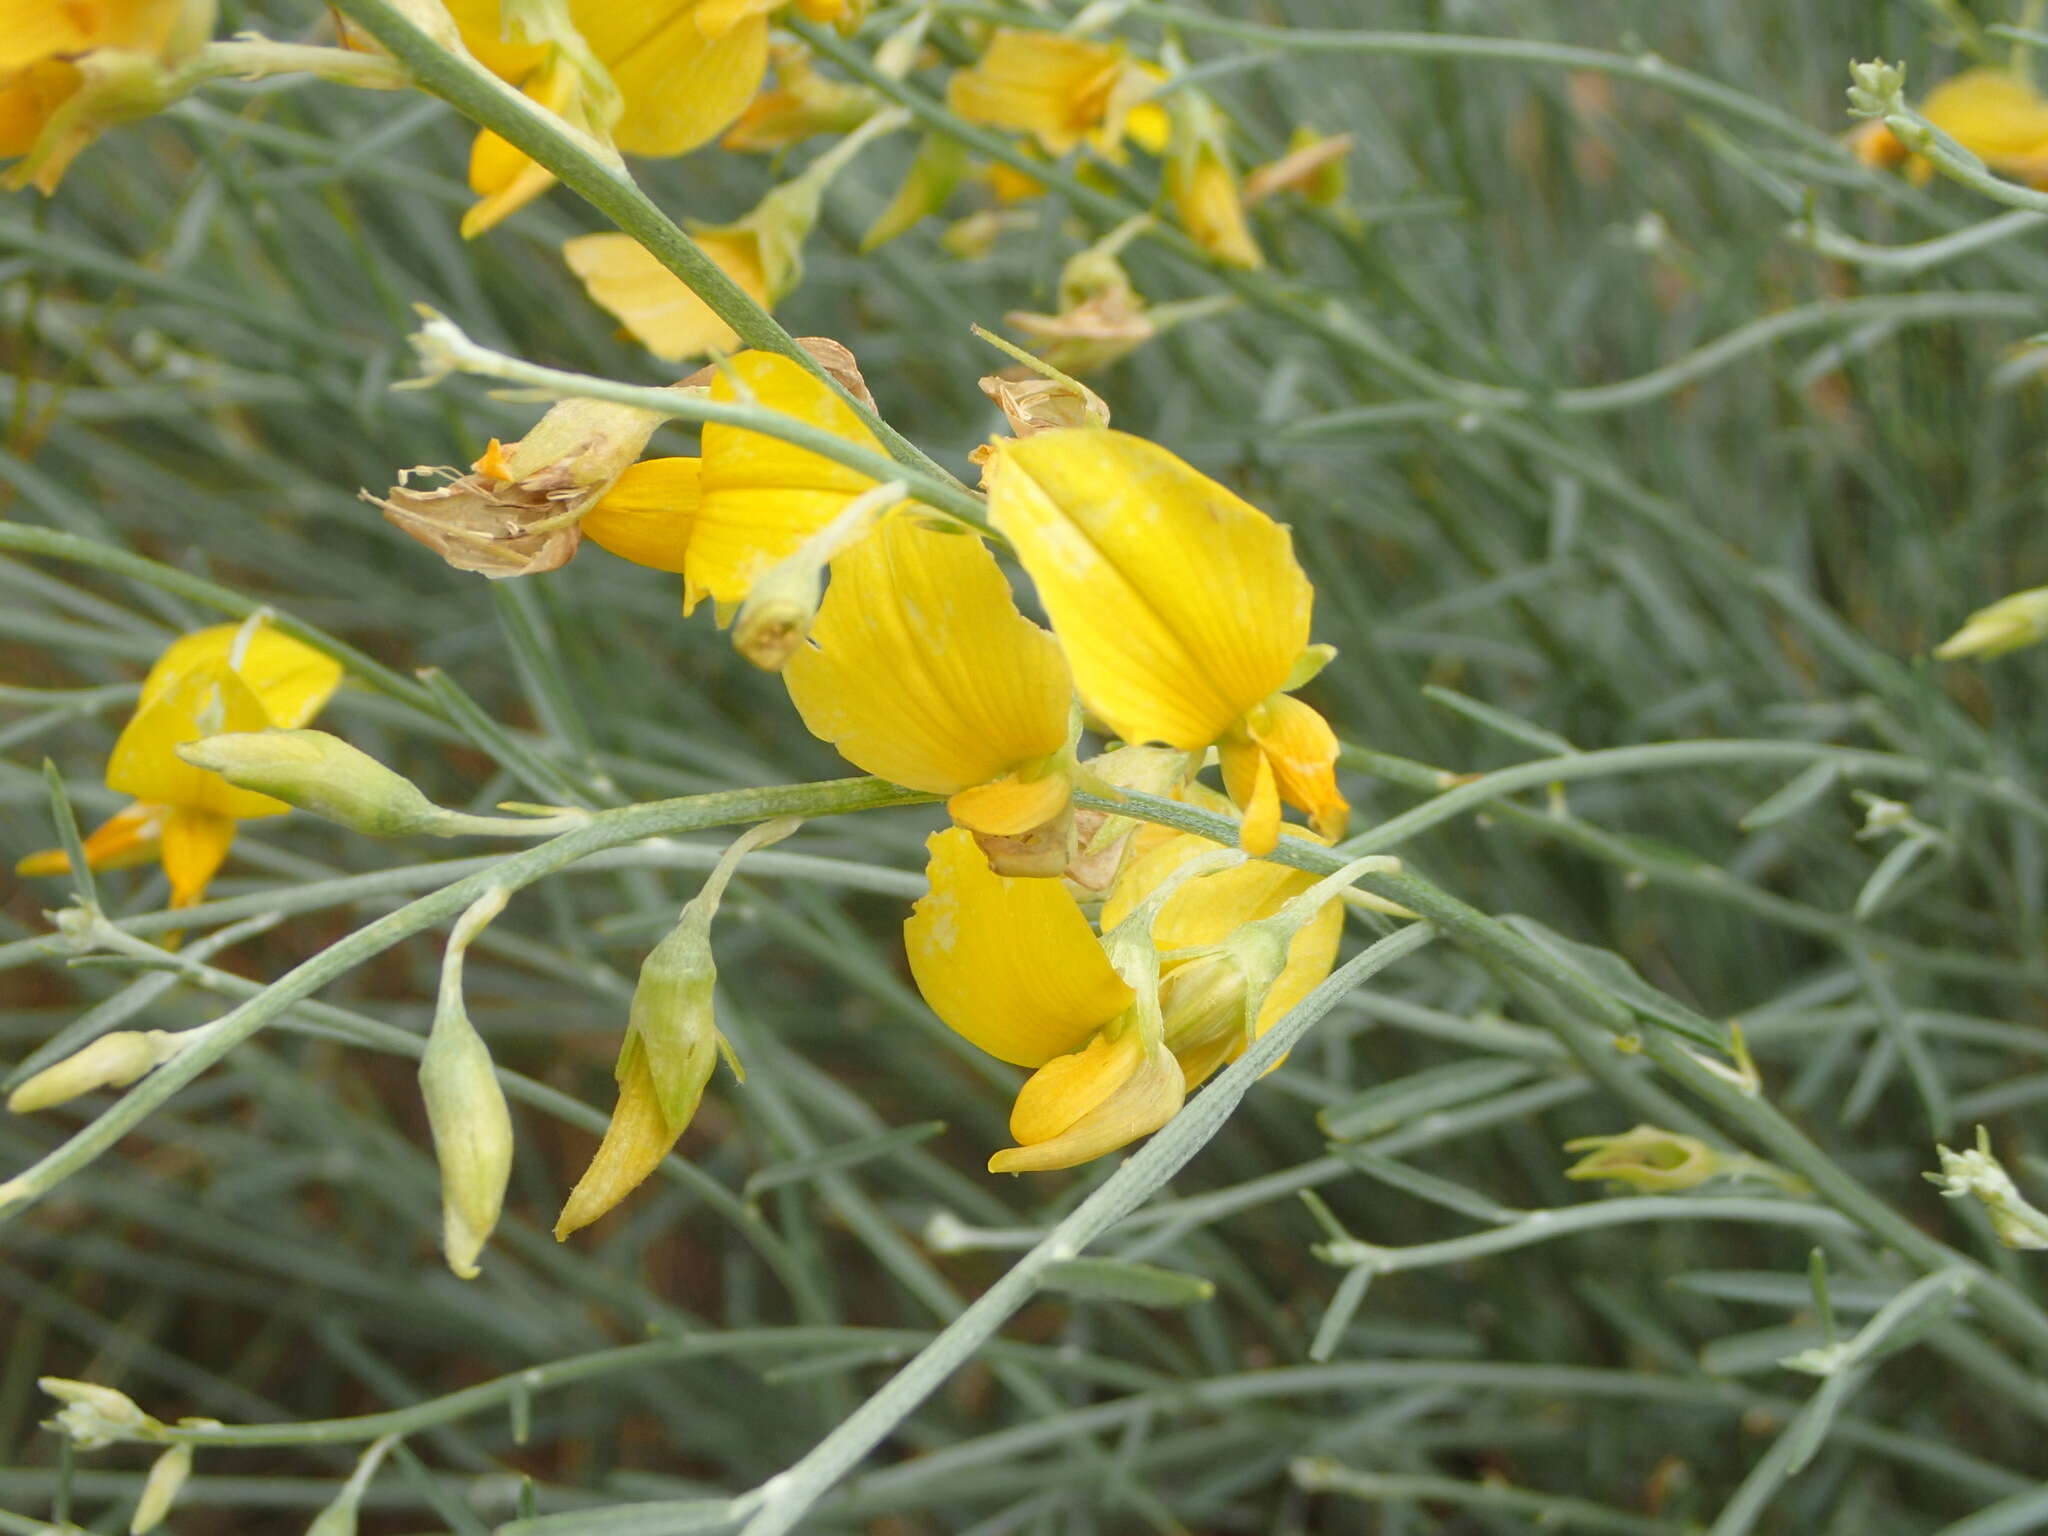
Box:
321 0 958 489
728 925 1436 1536
0 777 927 1225
408 315 991 532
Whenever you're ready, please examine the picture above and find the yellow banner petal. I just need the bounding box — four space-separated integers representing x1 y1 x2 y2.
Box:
904 827 1131 1067
108 667 290 820
987 429 1311 753
784 515 1072 796
564 229 768 362
691 351 884 605
581 456 702 573
138 622 342 729
576 0 767 158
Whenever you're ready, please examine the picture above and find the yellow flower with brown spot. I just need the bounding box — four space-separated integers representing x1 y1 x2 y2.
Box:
447 0 772 237
2 0 213 191
905 823 1344 1171
17 620 343 909
947 28 1164 158
1852 68 2048 188
784 514 1077 866
984 428 1347 855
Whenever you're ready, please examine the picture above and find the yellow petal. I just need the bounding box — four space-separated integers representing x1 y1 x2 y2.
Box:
1169 142 1262 269
947 770 1070 838
1247 693 1347 840
160 806 235 909
563 229 769 362
462 55 579 237
108 668 291 820
554 1044 679 1239
1255 890 1344 1036
15 802 166 878
574 0 767 157
0 62 77 160
1921 69 2048 161
945 29 1124 156
986 429 1311 752
904 827 1132 1067
0 0 186 68
441 0 547 81
1103 829 1315 947
991 1032 1183 1173
784 515 1072 797
692 351 885 606
139 621 343 729
1217 734 1280 856
581 456 702 572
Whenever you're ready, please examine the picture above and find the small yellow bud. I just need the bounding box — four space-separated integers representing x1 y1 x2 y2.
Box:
130 1442 194 1535
1933 585 2048 660
175 730 450 838
556 819 797 1238
420 889 514 1278
1563 1125 1720 1193
9 1031 187 1114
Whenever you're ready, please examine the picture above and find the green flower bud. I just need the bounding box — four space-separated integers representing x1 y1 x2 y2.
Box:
9 1030 192 1114
130 1442 194 1535
1564 1125 1720 1193
1928 1125 2048 1250
420 890 514 1279
1934 585 2048 661
39 1377 161 1448
176 730 449 837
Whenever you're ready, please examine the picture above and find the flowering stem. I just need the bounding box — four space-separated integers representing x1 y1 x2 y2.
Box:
406 312 992 532
321 0 960 491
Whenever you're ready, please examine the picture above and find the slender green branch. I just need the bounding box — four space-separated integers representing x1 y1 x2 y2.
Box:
727 925 1437 1536
322 0 959 488
408 316 991 531
1319 1195 1856 1274
0 777 929 1225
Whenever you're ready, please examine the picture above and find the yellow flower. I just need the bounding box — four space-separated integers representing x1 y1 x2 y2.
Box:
1100 828 1344 1089
691 348 890 608
1167 131 1261 269
784 513 1075 849
1 0 212 191
560 347 886 614
1855 68 2048 188
906 826 1171 1172
946 28 1162 158
984 428 1347 855
449 0 771 236
564 228 773 363
905 822 1343 1171
16 620 343 909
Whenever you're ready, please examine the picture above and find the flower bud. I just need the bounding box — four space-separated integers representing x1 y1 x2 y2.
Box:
863 131 968 250
556 819 796 1237
420 889 513 1278
1928 1125 2048 1250
731 558 824 673
1563 1125 1720 1193
9 1030 188 1113
39 1377 160 1448
1934 585 2048 660
176 730 450 838
131 1442 194 1535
